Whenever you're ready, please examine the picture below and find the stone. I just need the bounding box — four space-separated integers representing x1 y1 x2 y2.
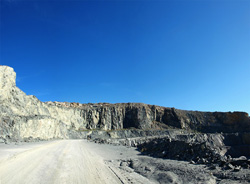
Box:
226 163 235 170
190 160 195 164
231 156 248 166
144 166 151 171
234 166 241 172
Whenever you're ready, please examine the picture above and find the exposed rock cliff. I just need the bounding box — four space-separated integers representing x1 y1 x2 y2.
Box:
0 66 70 141
0 65 250 142
44 101 250 133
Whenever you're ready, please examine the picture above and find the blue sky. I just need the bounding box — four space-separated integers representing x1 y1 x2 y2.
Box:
1 0 250 113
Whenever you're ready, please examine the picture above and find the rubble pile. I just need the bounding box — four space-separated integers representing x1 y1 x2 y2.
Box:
137 137 250 171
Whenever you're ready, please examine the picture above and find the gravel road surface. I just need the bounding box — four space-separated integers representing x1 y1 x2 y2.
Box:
0 140 124 184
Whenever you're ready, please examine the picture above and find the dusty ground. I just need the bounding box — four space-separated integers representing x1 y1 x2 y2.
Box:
0 140 150 184
0 140 249 184
0 140 122 184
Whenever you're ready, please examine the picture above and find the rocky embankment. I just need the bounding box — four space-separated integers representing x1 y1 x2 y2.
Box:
0 66 250 167
90 129 250 170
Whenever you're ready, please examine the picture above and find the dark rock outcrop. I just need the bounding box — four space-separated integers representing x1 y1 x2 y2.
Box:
136 133 250 169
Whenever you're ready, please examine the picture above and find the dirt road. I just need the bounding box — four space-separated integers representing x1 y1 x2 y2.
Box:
0 140 123 184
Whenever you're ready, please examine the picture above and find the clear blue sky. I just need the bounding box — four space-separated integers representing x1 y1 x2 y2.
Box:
1 0 250 113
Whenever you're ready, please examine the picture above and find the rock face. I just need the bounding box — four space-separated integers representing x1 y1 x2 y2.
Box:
44 101 250 133
0 66 70 142
44 102 250 133
0 65 250 142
